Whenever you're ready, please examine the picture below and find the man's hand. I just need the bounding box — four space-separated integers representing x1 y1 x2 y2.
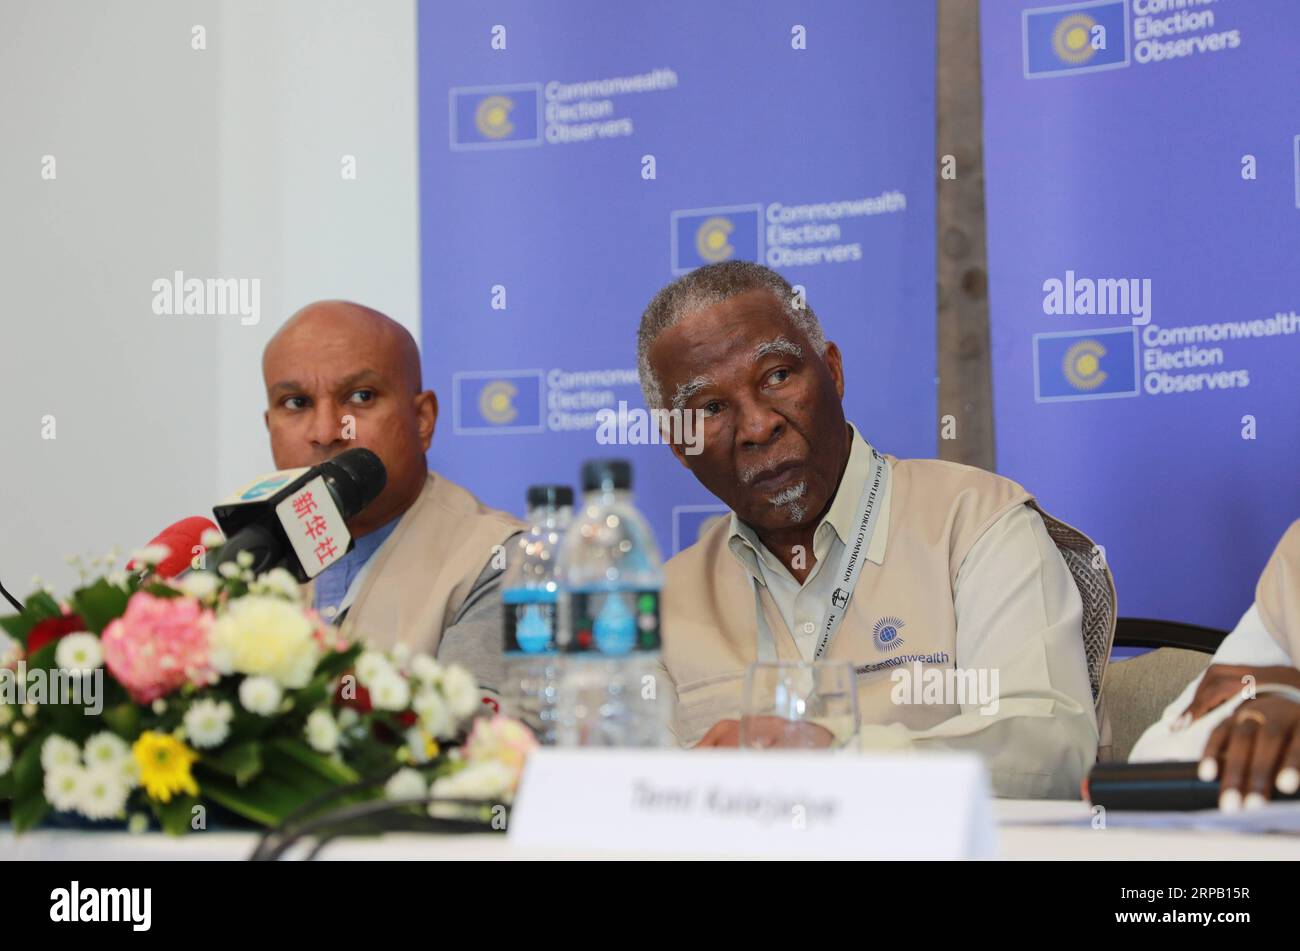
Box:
1175 664 1300 728
1198 696 1300 810
694 716 834 749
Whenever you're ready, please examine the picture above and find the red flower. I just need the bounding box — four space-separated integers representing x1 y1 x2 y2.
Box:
27 614 87 655
334 677 417 728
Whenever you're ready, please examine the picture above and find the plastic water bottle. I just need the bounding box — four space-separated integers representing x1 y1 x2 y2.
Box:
501 484 573 745
555 459 666 748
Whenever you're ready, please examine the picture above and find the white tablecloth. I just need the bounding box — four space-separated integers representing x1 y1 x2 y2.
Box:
3 800 1298 860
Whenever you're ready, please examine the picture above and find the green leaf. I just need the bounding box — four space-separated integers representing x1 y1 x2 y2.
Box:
197 772 308 828
143 583 183 599
23 592 62 623
0 612 36 644
202 741 262 786
154 794 201 835
265 738 360 786
313 643 362 681
0 772 14 800
70 580 130 634
101 702 142 738
13 728 49 795
12 790 51 833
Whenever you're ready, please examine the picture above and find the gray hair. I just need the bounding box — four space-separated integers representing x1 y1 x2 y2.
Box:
636 261 827 410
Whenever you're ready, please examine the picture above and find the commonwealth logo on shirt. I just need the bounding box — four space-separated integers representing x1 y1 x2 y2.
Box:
873 616 906 653
449 84 542 150
671 205 763 274
452 370 545 434
1023 0 1130 79
1033 327 1139 402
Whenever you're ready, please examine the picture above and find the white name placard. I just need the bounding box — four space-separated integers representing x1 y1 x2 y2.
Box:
509 748 996 859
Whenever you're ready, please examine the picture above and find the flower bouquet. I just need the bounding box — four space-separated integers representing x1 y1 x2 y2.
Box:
0 542 535 835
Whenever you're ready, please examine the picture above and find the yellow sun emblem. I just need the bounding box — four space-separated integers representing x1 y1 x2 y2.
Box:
695 217 735 263
475 96 515 139
1052 13 1097 64
479 380 519 425
1063 339 1108 391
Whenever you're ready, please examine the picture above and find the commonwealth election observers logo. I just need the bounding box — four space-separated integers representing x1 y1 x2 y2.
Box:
1034 327 1139 402
671 205 763 274
453 370 545 434
449 84 542 150
1023 0 1129 79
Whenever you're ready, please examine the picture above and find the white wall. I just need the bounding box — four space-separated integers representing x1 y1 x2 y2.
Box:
0 0 419 598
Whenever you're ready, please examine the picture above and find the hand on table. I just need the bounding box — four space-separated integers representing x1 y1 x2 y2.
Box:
694 716 835 749
1197 695 1300 810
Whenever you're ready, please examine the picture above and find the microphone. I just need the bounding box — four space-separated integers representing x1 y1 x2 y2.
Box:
212 448 387 582
127 516 220 578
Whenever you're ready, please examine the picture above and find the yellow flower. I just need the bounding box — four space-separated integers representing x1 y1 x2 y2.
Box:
132 731 199 803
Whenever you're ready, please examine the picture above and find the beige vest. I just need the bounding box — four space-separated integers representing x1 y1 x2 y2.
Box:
662 457 1117 745
306 472 523 654
1256 518 1300 665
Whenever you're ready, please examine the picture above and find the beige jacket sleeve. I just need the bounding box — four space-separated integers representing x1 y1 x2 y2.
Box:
852 505 1099 799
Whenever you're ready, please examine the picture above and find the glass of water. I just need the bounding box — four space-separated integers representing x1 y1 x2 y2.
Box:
739 661 859 750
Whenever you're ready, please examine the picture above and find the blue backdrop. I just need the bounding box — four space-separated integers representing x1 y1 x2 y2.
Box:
418 0 937 556
982 0 1300 630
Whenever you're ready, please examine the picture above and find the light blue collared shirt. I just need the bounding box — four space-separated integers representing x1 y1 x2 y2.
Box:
313 517 400 619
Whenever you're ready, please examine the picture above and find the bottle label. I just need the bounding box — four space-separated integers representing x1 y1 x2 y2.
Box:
503 589 558 655
566 590 661 655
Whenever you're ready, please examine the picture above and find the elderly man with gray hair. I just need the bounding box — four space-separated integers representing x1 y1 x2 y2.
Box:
638 260 1115 799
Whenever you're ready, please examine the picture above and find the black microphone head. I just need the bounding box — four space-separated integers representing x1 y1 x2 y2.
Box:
320 448 387 518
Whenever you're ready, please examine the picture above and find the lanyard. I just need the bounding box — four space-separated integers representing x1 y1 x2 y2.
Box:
753 449 889 663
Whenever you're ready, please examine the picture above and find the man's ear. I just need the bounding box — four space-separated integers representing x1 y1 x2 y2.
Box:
823 341 845 400
415 389 438 451
263 409 269 432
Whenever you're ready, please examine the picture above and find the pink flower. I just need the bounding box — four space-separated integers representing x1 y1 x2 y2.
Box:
101 592 215 703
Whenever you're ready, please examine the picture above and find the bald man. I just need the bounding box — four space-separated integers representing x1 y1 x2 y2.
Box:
262 301 523 701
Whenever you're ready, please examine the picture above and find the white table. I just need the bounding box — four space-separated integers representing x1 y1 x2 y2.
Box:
3 800 1298 859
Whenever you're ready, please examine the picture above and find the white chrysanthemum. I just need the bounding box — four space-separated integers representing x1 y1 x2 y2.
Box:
175 572 220 601
151 699 168 715
128 813 150 835
440 665 480 720
337 707 361 730
412 689 457 740
238 675 283 716
183 699 234 749
200 528 226 549
384 767 428 801
409 654 442 686
369 670 411 711
250 567 302 602
0 738 12 777
77 765 130 820
55 633 103 672
354 650 393 687
218 562 242 580
211 595 321 688
0 703 13 729
44 764 86 812
41 735 81 772
304 709 339 753
83 732 130 768
430 760 515 803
